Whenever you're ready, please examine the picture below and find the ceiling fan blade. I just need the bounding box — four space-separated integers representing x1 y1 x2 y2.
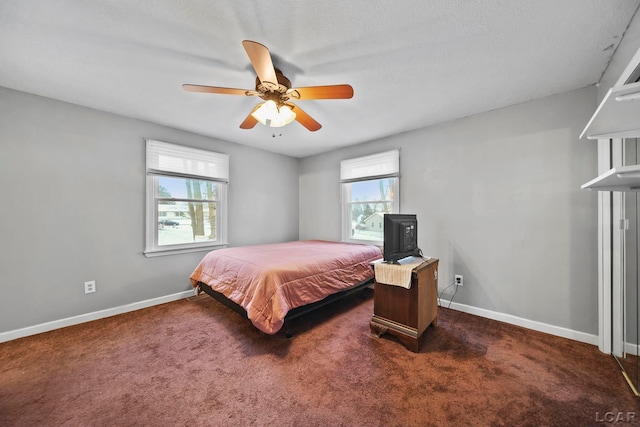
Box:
183 84 257 96
239 104 261 129
288 84 354 100
242 40 278 89
288 103 322 132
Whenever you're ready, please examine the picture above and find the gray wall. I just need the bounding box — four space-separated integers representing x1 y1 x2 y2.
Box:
0 88 299 333
299 86 599 335
0 82 605 337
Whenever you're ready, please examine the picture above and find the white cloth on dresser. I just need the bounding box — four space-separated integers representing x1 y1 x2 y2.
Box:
373 256 425 289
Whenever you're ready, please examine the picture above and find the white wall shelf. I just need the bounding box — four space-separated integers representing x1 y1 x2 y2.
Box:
580 81 640 140
582 164 640 192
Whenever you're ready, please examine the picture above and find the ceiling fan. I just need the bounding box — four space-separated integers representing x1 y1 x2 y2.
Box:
182 40 354 132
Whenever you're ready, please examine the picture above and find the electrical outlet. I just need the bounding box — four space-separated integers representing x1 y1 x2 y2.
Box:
84 280 96 294
455 274 463 286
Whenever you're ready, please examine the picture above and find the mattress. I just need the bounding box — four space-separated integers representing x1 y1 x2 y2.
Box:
190 240 382 333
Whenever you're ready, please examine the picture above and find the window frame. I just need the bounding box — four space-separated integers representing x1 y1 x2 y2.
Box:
340 150 400 245
144 139 229 257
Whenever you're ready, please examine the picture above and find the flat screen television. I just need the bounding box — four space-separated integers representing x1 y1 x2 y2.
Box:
383 214 420 264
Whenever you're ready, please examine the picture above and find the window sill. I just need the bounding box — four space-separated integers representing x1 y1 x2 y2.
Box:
144 242 228 258
344 239 383 247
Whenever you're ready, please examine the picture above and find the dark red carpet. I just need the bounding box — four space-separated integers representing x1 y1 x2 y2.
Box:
1 289 638 426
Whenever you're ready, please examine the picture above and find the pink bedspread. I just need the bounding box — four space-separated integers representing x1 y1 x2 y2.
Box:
190 240 382 334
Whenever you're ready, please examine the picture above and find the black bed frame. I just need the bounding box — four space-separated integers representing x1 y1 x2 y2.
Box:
196 277 373 337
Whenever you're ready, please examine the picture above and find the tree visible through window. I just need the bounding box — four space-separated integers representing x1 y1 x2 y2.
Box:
156 176 220 246
346 178 396 242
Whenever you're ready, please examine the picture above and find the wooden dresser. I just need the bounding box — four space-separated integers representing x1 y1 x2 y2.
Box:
370 258 439 352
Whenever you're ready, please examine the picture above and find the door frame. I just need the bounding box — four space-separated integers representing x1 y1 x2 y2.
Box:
598 138 625 356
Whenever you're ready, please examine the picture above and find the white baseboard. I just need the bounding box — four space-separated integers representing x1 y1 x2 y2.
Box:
0 290 194 343
2 291 602 348
439 299 600 347
624 342 640 356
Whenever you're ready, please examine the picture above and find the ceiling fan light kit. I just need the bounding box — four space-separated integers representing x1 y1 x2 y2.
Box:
251 100 296 127
183 40 353 132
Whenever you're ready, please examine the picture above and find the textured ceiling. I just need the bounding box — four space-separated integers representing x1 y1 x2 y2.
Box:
1 1 639 157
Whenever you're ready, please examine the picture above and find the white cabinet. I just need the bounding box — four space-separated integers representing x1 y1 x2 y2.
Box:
581 81 640 140
581 45 640 141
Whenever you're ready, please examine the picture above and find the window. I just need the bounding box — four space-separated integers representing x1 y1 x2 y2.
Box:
341 150 399 245
145 139 229 256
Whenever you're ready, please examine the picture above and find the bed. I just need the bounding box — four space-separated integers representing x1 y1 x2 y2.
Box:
190 240 382 335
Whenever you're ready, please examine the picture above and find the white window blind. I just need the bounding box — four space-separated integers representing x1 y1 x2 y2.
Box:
146 139 229 182
340 149 399 183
